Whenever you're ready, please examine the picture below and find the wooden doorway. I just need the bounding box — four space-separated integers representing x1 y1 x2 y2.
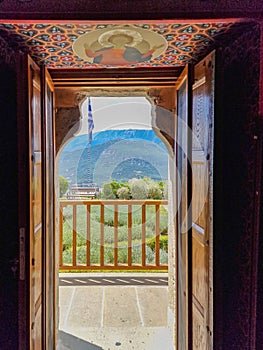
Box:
175 52 215 350
17 55 56 350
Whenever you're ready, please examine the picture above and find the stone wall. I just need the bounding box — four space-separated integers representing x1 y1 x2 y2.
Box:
55 107 81 154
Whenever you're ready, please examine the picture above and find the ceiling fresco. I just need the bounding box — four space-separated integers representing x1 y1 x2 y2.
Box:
0 21 237 69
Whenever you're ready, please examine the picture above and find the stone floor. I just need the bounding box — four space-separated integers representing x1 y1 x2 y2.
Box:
57 273 174 350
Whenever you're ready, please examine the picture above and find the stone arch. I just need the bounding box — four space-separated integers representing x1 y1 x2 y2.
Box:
55 87 176 157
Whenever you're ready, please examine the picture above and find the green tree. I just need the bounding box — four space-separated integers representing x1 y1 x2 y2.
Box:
147 180 163 199
101 182 116 199
59 176 69 198
117 186 131 200
109 180 120 198
129 178 148 199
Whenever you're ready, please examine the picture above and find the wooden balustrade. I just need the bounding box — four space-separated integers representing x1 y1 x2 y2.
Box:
59 200 168 271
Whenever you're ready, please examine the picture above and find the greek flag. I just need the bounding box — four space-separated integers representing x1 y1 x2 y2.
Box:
88 97 94 144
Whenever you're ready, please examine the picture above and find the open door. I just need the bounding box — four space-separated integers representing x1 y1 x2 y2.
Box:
191 52 214 349
27 55 43 350
42 67 56 349
176 52 214 350
175 65 192 350
17 55 56 349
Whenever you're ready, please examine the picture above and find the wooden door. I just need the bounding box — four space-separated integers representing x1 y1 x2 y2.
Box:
17 55 56 350
42 67 56 349
175 65 192 350
191 52 214 350
27 56 43 349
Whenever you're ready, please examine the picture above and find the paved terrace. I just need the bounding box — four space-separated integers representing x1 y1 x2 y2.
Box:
57 273 174 350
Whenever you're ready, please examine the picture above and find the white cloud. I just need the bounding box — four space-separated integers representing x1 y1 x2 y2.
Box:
78 96 152 135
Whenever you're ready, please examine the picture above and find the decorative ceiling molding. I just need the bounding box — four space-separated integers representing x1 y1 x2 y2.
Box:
0 21 238 69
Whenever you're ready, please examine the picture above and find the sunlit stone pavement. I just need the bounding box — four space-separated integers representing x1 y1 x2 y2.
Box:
57 273 174 350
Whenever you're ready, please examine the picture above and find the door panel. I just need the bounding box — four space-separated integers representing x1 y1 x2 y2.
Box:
42 67 56 349
28 56 43 349
192 52 214 350
175 66 191 350
18 55 56 350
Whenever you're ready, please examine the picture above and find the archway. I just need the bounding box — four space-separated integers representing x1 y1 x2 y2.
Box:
55 92 177 349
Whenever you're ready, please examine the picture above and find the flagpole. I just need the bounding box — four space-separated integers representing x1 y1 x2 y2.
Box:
87 142 91 185
87 96 94 186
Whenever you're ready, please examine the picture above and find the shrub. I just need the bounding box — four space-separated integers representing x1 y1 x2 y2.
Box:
108 180 120 198
129 178 148 199
117 186 131 200
101 182 115 199
147 181 163 199
146 235 168 253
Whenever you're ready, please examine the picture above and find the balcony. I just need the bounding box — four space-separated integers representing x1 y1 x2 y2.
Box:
59 200 168 271
58 200 173 349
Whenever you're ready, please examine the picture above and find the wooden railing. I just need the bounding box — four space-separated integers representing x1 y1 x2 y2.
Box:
59 200 168 271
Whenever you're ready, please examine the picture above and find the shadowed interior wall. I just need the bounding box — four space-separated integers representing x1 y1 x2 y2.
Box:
257 143 263 349
0 41 18 349
214 23 261 350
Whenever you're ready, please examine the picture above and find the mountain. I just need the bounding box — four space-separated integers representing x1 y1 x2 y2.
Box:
59 129 168 186
63 129 166 152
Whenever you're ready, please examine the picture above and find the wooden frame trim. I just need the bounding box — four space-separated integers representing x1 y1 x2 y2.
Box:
50 67 182 82
42 65 56 350
187 64 194 350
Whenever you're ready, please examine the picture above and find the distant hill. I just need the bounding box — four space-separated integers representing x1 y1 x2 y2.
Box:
59 129 168 186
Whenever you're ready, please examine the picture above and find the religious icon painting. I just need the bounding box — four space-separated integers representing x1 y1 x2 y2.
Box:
72 25 168 67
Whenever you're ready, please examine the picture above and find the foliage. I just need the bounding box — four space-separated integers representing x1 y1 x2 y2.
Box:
117 186 131 200
62 242 166 265
101 182 115 199
146 235 168 253
146 179 163 199
100 178 167 200
128 178 148 199
59 176 69 198
108 180 120 198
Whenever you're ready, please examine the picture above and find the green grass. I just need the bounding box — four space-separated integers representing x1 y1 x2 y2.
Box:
61 203 168 266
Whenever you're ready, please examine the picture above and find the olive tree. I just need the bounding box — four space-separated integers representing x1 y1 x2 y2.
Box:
117 186 131 200
129 178 148 199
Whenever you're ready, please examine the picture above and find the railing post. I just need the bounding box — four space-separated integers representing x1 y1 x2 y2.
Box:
142 204 146 266
86 204 91 266
59 204 63 267
156 203 160 266
100 204 104 267
114 204 118 267
72 204 77 267
128 204 132 266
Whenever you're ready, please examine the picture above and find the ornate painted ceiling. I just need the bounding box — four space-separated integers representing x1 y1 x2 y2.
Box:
0 21 238 69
